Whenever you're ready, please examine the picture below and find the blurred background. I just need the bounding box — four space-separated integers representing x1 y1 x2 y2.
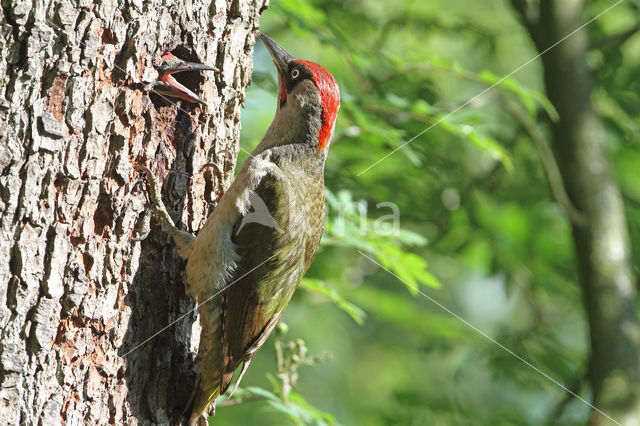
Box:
215 0 640 424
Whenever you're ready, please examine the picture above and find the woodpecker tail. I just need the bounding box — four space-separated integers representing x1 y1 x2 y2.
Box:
183 301 228 425
184 374 220 425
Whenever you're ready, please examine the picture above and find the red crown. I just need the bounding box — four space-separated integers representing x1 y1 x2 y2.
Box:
295 60 340 152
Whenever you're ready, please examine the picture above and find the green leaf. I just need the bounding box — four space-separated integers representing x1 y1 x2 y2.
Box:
245 386 280 402
301 279 367 325
374 244 442 292
438 116 513 172
477 70 559 121
288 391 339 425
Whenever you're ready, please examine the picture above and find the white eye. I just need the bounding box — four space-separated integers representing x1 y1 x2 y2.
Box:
291 68 300 79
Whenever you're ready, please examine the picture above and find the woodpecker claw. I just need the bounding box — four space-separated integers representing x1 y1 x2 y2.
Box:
131 209 152 242
134 164 196 258
152 52 217 105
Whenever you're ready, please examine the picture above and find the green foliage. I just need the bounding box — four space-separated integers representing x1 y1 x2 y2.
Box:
322 189 441 294
219 326 337 425
300 279 366 325
221 0 640 424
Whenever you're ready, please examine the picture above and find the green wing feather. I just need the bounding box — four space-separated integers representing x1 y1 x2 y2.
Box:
187 167 322 422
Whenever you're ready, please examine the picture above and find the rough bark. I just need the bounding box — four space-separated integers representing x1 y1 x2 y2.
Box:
512 0 640 424
0 0 267 423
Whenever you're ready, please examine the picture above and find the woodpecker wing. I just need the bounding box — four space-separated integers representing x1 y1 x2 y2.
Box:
186 163 324 422
221 170 310 391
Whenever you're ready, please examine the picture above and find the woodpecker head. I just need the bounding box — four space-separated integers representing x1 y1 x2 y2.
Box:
152 52 218 105
260 34 340 153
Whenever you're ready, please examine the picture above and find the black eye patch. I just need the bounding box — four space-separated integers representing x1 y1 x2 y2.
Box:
284 64 313 94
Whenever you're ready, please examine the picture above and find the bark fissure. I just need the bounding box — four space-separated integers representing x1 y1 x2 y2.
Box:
0 0 268 423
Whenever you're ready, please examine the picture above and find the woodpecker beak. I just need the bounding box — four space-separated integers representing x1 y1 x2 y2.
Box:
152 54 218 105
260 34 295 74
159 59 218 74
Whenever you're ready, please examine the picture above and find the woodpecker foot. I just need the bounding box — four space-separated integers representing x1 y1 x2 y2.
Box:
131 208 152 242
134 164 196 259
199 162 225 195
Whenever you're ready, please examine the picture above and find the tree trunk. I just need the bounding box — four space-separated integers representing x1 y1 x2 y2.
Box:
0 0 266 423
513 0 640 423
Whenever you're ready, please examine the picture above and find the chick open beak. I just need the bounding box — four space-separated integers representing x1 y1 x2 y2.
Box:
153 56 218 105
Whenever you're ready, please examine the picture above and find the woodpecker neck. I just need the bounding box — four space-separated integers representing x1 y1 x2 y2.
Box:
253 80 325 158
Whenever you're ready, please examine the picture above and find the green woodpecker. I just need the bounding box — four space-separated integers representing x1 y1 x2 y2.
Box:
138 34 340 424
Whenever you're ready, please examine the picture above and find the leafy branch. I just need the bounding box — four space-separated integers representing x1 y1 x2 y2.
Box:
220 324 337 425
